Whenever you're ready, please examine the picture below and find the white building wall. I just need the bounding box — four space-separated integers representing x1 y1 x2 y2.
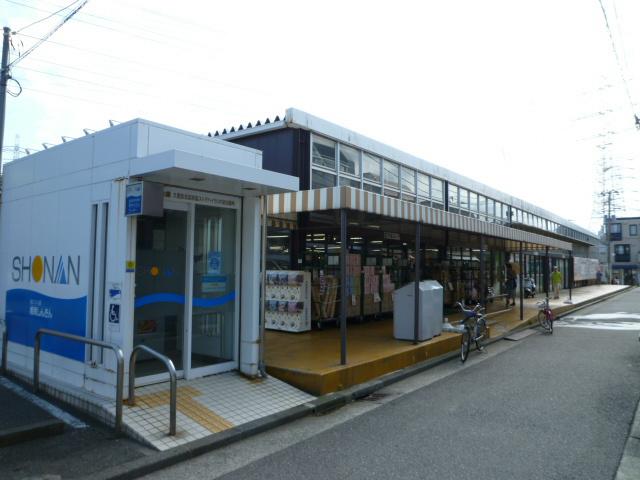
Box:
0 119 296 401
239 197 262 376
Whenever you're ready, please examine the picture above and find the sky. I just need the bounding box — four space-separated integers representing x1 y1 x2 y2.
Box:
1 0 639 234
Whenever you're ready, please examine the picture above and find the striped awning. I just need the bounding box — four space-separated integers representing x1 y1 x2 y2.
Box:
267 186 572 251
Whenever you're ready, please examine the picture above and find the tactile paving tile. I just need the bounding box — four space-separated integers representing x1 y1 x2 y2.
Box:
119 372 314 451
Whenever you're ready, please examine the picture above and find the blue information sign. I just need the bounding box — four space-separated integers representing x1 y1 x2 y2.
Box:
125 183 143 216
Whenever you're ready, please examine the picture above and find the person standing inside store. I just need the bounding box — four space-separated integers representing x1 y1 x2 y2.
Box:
505 263 517 307
551 265 563 299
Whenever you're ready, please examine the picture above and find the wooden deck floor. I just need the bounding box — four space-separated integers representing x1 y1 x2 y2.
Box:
265 285 628 395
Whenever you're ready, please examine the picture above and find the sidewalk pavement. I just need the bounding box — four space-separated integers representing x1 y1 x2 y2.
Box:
0 376 65 446
616 393 640 480
0 375 154 480
0 284 632 480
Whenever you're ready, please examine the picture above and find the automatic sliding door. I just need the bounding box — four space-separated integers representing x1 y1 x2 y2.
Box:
190 205 236 370
133 210 187 377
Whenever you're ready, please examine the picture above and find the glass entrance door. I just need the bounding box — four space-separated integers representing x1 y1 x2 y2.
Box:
133 197 239 382
189 205 237 375
133 208 188 377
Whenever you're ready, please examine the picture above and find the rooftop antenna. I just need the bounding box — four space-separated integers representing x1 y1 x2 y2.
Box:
61 136 74 143
83 128 95 136
108 120 120 127
41 143 54 149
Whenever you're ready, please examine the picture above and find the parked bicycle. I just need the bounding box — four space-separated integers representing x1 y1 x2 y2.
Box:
456 301 488 362
536 297 554 333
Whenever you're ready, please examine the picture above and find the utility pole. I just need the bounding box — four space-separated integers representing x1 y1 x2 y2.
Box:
603 188 619 284
0 27 11 173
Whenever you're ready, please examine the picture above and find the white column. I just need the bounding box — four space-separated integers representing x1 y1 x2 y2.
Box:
239 197 261 376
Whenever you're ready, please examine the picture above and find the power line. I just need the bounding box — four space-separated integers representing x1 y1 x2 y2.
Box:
36 0 225 45
8 0 89 68
596 0 639 128
13 64 254 114
13 32 269 96
13 0 82 34
5 0 198 50
25 57 151 87
14 81 246 117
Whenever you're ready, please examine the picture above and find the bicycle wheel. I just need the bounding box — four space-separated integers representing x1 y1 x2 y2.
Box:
461 326 471 363
475 317 487 350
538 310 550 331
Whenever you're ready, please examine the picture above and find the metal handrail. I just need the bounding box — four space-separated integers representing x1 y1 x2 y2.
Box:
34 328 124 432
1 318 7 374
128 345 177 436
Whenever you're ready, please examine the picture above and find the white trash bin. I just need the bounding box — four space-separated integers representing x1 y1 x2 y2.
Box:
393 280 443 341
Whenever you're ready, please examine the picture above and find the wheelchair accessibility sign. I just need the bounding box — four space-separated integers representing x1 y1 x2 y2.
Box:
109 303 120 328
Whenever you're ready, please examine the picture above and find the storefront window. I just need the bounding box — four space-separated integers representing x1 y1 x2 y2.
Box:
459 188 469 211
362 152 381 183
469 192 478 215
363 182 381 194
449 185 459 213
401 166 416 195
431 178 444 204
487 198 494 218
312 135 336 170
340 144 360 177
383 160 399 189
417 173 429 198
339 176 361 188
478 195 486 215
384 188 400 198
312 169 336 189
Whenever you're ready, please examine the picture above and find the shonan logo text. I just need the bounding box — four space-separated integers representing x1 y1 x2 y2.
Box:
12 255 80 285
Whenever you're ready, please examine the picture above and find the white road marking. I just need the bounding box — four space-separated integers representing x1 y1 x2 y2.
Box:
555 321 640 331
563 313 640 321
0 375 88 428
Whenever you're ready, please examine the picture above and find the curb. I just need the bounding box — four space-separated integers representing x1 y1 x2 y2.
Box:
0 418 65 447
615 393 640 480
91 288 630 480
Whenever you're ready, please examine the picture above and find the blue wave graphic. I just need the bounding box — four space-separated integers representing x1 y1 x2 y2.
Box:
135 291 236 309
6 289 87 362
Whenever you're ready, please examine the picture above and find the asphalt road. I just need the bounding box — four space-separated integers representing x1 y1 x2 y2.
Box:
149 287 640 480
0 378 153 480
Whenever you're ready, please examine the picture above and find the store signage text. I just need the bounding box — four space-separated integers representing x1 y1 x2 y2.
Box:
12 255 81 285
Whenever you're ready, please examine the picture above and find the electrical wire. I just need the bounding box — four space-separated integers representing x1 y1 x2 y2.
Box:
8 0 90 68
14 72 245 116
12 0 82 33
596 0 638 125
14 32 269 95
34 0 226 45
7 77 22 97
5 0 196 50
25 57 152 87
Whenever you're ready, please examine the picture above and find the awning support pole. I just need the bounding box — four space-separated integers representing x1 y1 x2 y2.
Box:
569 251 573 301
340 208 347 365
480 235 486 307
519 242 524 321
258 195 268 377
414 222 421 344
544 246 550 297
